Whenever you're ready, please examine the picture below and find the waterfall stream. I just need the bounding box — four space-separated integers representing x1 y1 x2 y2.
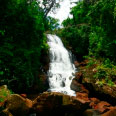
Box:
47 34 76 96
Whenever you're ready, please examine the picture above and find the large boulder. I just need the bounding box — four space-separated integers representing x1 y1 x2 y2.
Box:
89 98 100 109
93 101 111 113
83 109 100 116
2 94 32 116
76 92 90 103
70 79 83 92
101 107 116 116
82 77 116 105
71 78 89 94
77 60 116 105
32 92 90 116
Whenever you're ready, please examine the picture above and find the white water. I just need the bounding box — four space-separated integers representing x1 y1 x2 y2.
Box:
47 34 76 96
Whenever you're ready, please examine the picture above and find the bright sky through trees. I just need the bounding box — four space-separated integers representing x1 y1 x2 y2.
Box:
49 0 78 24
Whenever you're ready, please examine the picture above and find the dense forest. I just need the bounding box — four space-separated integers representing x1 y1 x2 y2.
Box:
0 0 116 115
57 0 116 87
0 0 60 93
0 0 116 96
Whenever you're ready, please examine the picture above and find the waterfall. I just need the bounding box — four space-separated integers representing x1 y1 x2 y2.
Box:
47 34 76 96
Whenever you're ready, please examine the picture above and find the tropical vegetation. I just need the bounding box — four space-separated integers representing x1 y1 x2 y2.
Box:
0 0 60 93
57 0 116 86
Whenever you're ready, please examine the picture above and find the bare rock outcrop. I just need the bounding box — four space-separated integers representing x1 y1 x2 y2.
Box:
32 92 90 116
2 94 32 116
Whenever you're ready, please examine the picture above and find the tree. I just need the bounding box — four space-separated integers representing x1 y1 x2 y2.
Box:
47 16 60 30
0 0 49 92
42 0 63 17
58 0 116 61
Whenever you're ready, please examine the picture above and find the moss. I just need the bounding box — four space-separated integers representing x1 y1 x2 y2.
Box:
80 58 116 87
0 85 12 103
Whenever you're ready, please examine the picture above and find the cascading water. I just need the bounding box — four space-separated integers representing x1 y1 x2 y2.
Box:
47 34 76 96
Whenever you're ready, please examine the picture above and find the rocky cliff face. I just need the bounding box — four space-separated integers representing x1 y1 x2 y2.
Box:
73 60 116 105
32 92 89 116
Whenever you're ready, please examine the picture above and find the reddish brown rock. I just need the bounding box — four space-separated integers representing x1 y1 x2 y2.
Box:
83 109 100 116
80 64 116 104
89 98 100 109
0 102 4 107
32 92 90 116
75 72 82 79
106 106 116 110
81 86 89 94
38 74 49 91
70 79 83 92
76 92 90 103
25 98 33 108
79 60 88 66
94 101 111 113
74 61 80 67
90 98 100 104
3 94 32 116
101 107 116 116
71 79 89 94
75 72 83 83
20 94 27 98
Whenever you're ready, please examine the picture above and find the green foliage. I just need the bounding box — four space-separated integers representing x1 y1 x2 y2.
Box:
58 0 116 61
94 65 107 79
57 0 116 86
0 86 12 115
62 18 74 27
0 0 53 92
93 59 116 86
0 86 12 102
42 0 61 17
88 0 116 60
58 24 90 59
86 57 97 67
89 26 107 57
46 16 60 30
71 1 90 25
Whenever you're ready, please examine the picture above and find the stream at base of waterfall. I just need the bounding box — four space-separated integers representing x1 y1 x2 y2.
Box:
47 34 76 96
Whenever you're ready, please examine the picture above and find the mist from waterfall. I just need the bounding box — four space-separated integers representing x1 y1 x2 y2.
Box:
47 34 76 96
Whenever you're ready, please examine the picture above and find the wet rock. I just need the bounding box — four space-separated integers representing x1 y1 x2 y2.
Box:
75 59 116 105
40 49 50 73
82 77 116 105
3 94 32 116
30 74 49 93
75 72 83 83
76 92 90 103
83 109 101 116
102 85 116 99
79 60 88 66
94 101 111 113
89 98 111 113
38 74 49 92
69 76 73 80
90 98 100 104
70 79 83 92
89 98 100 109
74 61 80 68
32 92 90 116
71 79 89 94
101 107 116 116
20 94 27 98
